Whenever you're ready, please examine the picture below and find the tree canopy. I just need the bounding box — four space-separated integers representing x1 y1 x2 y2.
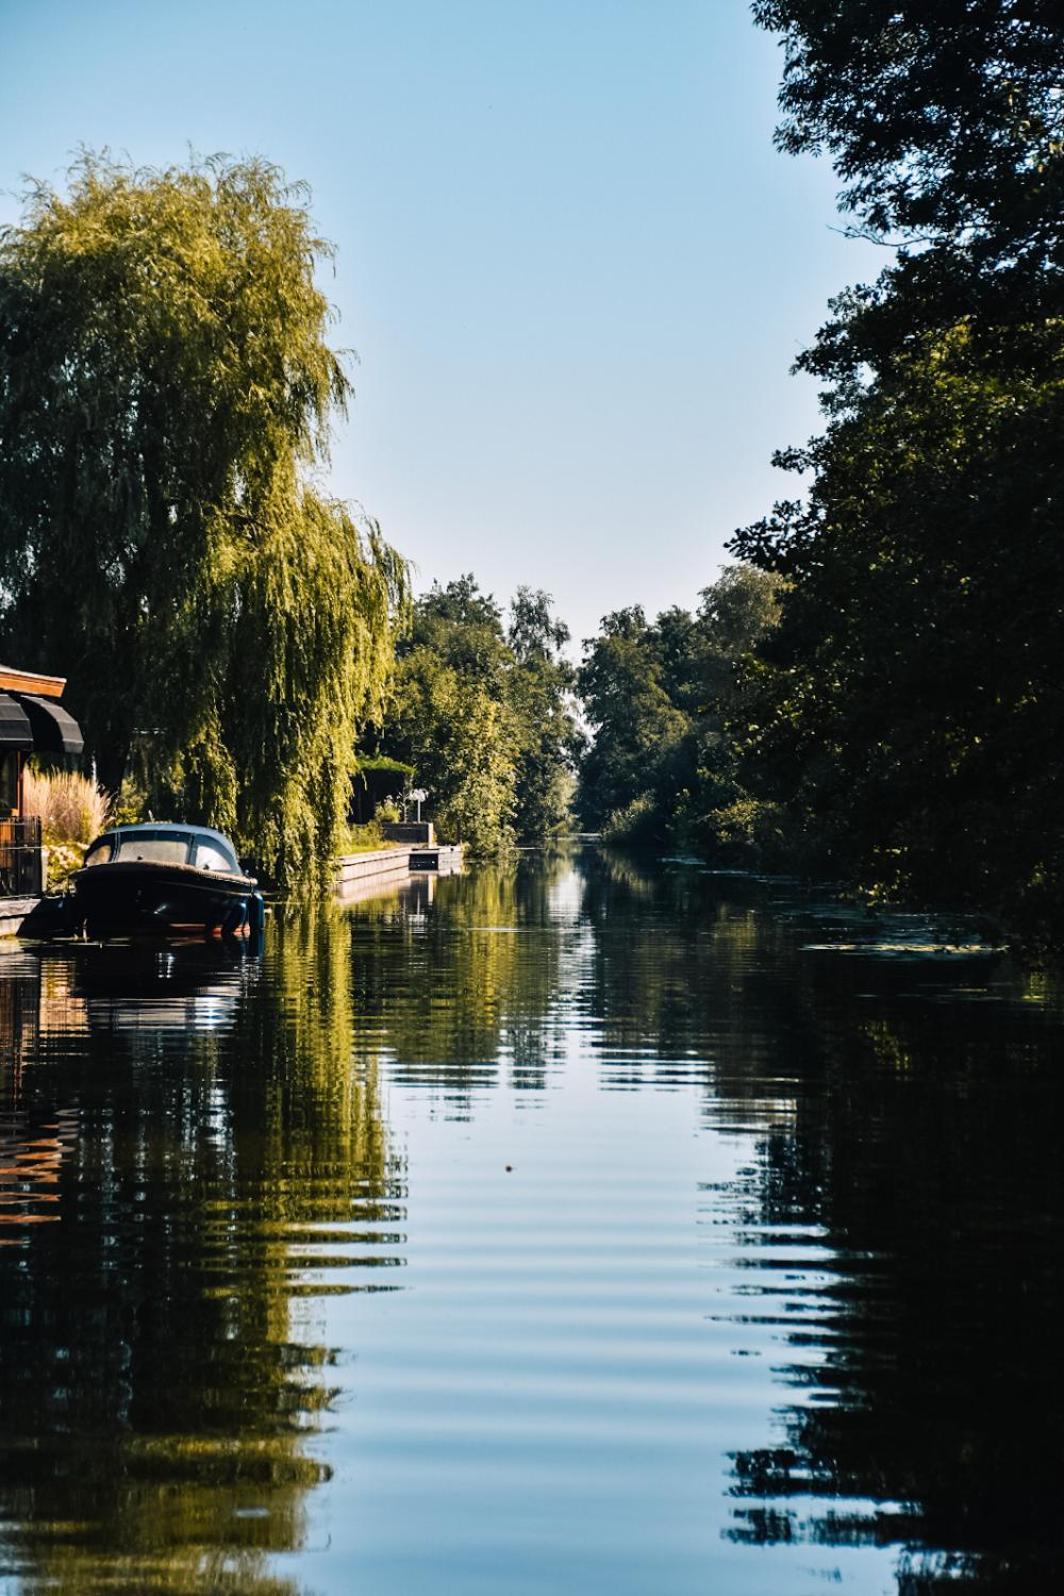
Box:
0 152 406 886
755 3 1064 387
733 4 1064 934
577 566 784 855
372 576 577 853
756 0 1064 261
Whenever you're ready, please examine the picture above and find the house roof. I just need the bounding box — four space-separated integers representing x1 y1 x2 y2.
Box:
0 666 66 700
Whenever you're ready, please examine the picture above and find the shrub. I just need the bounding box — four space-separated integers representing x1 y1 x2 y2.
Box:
23 768 112 845
340 820 391 855
601 792 662 845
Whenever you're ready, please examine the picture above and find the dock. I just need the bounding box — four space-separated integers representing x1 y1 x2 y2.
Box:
0 895 43 939
334 842 463 901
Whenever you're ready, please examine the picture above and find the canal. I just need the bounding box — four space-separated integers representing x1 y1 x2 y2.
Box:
0 846 1061 1593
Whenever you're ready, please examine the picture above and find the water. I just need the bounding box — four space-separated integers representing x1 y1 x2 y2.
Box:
1 846 1062 1593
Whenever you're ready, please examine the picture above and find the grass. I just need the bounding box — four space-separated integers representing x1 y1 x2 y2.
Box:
338 820 397 856
24 767 112 844
23 767 113 889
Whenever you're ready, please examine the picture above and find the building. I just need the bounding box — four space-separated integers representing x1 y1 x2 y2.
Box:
0 666 84 897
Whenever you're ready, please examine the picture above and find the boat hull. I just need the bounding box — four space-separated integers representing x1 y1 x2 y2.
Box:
71 860 260 936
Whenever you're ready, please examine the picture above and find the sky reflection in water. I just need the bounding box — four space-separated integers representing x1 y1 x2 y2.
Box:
0 848 1062 1594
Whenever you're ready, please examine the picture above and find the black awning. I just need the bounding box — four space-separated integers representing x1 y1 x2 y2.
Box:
0 693 33 750
14 694 85 757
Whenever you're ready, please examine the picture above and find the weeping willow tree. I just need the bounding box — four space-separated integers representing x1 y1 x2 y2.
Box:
0 152 407 887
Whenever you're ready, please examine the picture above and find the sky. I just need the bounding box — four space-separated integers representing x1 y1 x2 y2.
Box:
0 0 881 648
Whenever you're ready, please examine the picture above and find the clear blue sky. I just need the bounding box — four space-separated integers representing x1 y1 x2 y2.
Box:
0 0 880 647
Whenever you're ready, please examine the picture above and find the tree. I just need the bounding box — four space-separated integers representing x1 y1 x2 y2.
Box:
734 317 1064 916
674 566 787 857
733 4 1064 931
384 649 520 854
0 153 407 886
577 606 690 840
507 587 579 841
373 576 577 851
378 577 519 851
752 4 1064 396
755 1 1064 265
576 568 783 853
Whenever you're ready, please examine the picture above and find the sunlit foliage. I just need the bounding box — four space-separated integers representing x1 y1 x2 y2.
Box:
0 153 407 887
374 576 577 852
577 566 784 856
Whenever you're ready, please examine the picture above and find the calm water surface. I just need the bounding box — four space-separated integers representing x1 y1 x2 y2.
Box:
1 847 1062 1593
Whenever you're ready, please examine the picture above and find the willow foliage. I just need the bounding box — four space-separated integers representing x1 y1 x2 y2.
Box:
0 152 407 886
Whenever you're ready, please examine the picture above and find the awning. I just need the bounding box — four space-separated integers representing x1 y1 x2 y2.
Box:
0 694 33 750
14 694 84 757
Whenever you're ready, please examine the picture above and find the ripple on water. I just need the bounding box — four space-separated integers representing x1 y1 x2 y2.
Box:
0 856 1062 1594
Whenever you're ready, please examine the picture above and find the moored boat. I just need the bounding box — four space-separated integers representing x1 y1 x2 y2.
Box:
71 822 264 937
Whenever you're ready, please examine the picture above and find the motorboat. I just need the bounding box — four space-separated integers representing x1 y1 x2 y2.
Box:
69 822 265 938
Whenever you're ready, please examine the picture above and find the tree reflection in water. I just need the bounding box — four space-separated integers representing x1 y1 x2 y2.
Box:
573 853 1064 1593
1 854 1062 1594
724 955 1064 1593
0 915 396 1594
346 851 573 1111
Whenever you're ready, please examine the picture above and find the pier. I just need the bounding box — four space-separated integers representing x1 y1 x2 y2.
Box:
334 842 463 901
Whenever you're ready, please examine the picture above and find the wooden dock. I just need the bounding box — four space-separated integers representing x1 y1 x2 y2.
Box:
0 895 43 939
334 843 463 900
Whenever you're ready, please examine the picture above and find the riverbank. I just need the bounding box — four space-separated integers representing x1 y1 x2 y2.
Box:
334 842 463 901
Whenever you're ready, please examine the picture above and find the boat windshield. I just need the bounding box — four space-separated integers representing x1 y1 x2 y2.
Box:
113 834 193 866
193 839 238 872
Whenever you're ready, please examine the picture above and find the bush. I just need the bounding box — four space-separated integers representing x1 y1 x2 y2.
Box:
42 839 86 890
339 820 392 855
23 768 111 845
601 792 662 845
112 776 146 827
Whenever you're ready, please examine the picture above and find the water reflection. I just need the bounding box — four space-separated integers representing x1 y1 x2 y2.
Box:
723 958 1064 1590
576 854 1064 1588
0 852 1062 1592
0 918 397 1593
345 852 574 1108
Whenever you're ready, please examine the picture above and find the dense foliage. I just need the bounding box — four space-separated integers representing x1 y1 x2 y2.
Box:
372 576 578 853
755 0 1064 265
576 566 784 855
0 153 406 887
730 3 1064 930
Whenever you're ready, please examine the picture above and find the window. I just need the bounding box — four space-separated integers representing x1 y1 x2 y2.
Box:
113 835 192 866
194 840 236 872
0 753 18 815
83 839 113 868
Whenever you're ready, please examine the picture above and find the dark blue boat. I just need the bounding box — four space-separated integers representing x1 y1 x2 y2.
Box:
71 822 264 938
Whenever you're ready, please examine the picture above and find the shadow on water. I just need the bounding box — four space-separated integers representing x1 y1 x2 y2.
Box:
0 913 397 1594
576 849 1064 1592
721 959 1064 1594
